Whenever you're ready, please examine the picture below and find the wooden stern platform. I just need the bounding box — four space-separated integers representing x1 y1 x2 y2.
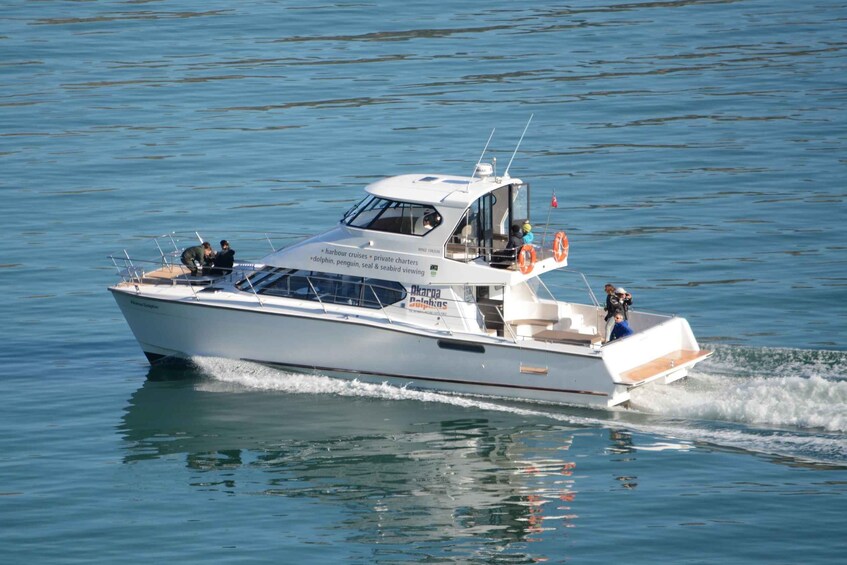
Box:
618 349 712 385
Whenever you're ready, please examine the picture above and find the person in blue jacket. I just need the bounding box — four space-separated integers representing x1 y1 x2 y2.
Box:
609 313 634 341
521 221 534 244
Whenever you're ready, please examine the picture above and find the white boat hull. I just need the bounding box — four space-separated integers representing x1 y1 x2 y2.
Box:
110 285 706 408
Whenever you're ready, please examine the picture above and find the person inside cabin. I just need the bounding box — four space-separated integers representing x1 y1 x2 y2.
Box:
509 223 525 252
522 221 534 245
609 312 634 341
208 239 235 276
422 212 441 232
181 242 214 277
491 224 525 268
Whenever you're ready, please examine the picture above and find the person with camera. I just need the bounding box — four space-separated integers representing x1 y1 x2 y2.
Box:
604 285 633 341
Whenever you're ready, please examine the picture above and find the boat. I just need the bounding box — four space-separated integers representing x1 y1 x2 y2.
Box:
108 161 711 408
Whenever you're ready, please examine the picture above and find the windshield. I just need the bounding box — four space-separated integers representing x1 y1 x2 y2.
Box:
345 196 441 235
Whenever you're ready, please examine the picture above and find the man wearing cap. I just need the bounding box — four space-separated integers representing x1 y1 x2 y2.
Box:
209 239 235 276
604 285 633 341
521 221 534 244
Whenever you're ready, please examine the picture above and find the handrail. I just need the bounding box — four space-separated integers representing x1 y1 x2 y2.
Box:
579 271 600 307
495 305 518 342
366 283 394 325
306 277 328 314
264 233 276 252
243 273 264 308
124 249 142 282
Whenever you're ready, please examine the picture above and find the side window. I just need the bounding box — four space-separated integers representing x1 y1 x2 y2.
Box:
236 267 287 291
368 201 414 233
333 275 364 306
415 207 442 235
250 269 406 309
260 270 312 298
362 279 407 308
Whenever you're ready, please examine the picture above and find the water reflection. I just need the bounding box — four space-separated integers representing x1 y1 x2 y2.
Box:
120 372 590 557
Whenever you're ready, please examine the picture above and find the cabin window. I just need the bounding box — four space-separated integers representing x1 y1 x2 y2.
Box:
341 196 369 222
361 277 406 308
445 182 529 263
346 196 441 235
237 268 406 309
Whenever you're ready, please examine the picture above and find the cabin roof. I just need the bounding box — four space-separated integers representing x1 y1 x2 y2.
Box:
365 173 520 209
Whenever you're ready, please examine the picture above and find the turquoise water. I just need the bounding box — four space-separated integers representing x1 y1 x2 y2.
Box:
1 1 846 563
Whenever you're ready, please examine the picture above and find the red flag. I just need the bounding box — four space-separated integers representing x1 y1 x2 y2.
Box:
551 194 558 208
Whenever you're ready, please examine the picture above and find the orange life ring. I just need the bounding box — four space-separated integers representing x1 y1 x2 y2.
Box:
518 244 537 274
553 231 569 262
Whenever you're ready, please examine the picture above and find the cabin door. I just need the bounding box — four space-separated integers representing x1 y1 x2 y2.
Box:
477 193 495 260
476 285 504 336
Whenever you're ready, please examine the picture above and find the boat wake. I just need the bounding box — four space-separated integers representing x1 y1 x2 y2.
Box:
628 345 846 465
191 356 602 426
191 345 847 467
630 345 846 432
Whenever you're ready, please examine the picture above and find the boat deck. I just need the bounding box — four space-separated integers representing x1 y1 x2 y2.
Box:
123 265 219 286
534 329 603 346
141 265 189 282
618 349 712 384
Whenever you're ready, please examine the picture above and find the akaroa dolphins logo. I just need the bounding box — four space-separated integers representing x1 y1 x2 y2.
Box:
408 284 447 311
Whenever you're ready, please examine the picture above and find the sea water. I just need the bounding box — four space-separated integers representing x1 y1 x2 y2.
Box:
1 1 845 563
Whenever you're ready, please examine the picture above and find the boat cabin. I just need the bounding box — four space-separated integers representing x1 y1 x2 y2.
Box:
338 165 535 268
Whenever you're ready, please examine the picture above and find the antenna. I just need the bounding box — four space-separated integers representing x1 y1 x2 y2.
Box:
466 128 495 192
504 114 533 178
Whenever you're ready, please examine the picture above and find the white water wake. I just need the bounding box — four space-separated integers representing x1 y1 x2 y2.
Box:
631 345 847 433
191 356 602 425
190 346 847 466
631 372 846 432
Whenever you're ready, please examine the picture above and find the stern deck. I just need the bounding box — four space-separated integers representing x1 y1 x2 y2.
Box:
618 349 712 384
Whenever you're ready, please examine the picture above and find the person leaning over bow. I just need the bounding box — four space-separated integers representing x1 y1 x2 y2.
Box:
181 241 213 277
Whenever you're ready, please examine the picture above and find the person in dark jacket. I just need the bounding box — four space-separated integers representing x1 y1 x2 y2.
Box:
181 242 213 276
603 283 618 341
615 287 633 318
508 224 525 253
209 239 235 276
491 224 525 269
609 313 634 341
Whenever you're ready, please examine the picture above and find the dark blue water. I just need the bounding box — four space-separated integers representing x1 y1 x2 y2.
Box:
1 1 845 563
